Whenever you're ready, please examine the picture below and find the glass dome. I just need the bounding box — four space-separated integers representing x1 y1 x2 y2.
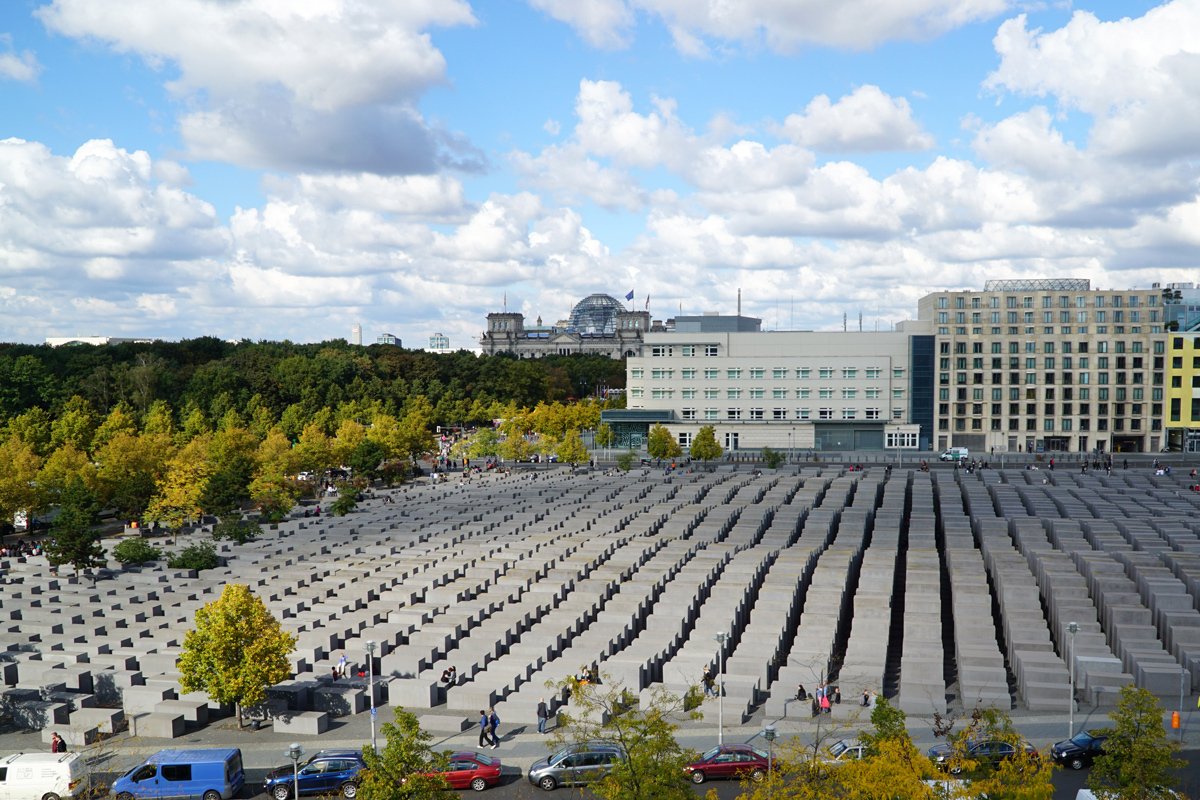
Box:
567 293 624 335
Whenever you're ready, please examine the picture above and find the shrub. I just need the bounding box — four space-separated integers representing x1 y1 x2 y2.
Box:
211 514 261 545
168 541 220 571
616 451 636 471
112 538 163 566
761 447 785 469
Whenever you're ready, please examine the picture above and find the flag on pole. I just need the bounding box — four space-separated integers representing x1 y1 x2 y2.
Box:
644 294 650 310
625 290 634 301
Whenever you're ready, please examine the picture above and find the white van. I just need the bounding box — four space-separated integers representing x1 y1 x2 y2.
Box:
0 753 87 800
939 447 969 462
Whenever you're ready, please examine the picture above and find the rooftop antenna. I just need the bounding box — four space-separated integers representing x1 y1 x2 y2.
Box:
503 291 507 313
858 311 862 332
843 312 847 332
738 288 742 317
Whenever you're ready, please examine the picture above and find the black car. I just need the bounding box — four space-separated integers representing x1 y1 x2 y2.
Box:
1050 730 1109 770
927 738 1038 774
263 750 365 799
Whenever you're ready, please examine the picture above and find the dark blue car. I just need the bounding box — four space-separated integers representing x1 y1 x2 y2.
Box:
263 751 365 800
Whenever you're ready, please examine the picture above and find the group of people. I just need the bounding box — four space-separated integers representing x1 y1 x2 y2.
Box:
795 681 840 715
440 666 458 687
0 539 42 558
477 707 502 749
50 732 67 753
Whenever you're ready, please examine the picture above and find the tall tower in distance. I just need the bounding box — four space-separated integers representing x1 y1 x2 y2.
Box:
351 323 362 346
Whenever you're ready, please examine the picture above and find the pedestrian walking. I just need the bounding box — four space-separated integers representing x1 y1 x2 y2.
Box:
337 652 347 679
537 698 549 734
702 665 716 697
488 707 501 748
50 732 65 753
478 710 490 748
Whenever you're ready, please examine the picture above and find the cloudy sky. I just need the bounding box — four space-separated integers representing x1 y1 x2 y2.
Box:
1 1 1197 348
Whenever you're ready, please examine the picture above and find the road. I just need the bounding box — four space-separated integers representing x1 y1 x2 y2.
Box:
88 752 1200 800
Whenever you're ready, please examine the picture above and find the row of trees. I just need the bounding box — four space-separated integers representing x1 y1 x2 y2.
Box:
0 340 625 426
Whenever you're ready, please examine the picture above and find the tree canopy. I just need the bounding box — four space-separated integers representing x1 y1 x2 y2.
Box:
178 584 296 726
1088 685 1183 800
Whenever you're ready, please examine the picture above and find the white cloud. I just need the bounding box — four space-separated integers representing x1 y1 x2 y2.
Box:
527 0 634 49
510 143 647 211
985 3 1200 162
37 0 481 173
532 0 1011 53
0 34 40 82
779 85 935 152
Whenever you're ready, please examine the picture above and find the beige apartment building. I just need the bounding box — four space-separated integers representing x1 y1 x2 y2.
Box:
916 279 1166 454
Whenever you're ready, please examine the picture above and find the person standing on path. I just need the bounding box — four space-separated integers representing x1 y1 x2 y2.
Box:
50 732 65 753
478 710 490 748
488 707 501 748
537 698 549 734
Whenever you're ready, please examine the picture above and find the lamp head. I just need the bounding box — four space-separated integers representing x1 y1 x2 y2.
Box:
1068 621 1079 634
366 640 377 654
287 743 303 761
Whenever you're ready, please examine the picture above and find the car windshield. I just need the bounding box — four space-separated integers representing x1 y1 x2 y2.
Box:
472 754 494 766
548 749 573 766
750 747 768 759
1070 732 1096 745
699 747 721 761
829 742 848 756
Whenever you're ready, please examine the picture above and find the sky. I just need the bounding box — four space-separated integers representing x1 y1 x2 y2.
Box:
0 1 1198 349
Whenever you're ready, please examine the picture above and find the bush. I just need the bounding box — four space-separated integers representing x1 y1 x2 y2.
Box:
112 538 163 566
616 451 636 471
168 541 220 571
211 514 261 544
761 447 785 469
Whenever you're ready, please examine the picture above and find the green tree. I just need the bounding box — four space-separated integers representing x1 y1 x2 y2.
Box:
1088 685 1183 800
689 425 723 463
42 475 105 575
146 444 212 542
112 538 163 566
549 675 699 800
556 429 589 466
594 422 615 449
168 540 221 571
211 513 262 545
357 708 453 800
646 424 682 461
328 484 358 516
761 446 785 469
0 435 42 525
178 584 296 727
938 707 1054 798
94 432 171 518
347 438 389 481
616 451 636 471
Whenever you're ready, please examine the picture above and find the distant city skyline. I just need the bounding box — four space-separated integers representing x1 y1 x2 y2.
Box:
0 1 1195 347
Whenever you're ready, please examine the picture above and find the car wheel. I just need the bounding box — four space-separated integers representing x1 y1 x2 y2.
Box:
273 786 291 800
949 765 963 776
117 794 134 800
42 793 61 800
202 792 221 800
750 770 765 783
538 776 557 791
470 778 487 792
340 783 357 799
691 771 706 784
1069 756 1085 771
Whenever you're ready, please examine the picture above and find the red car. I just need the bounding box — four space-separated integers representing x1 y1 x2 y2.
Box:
431 751 502 792
683 744 770 784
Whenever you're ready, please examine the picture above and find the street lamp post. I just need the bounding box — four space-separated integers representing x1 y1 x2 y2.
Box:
1067 621 1078 739
714 632 728 745
764 723 776 792
286 743 303 800
365 640 378 753
1179 665 1186 744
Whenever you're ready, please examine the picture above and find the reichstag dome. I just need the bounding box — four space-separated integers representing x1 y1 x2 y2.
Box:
567 293 625 335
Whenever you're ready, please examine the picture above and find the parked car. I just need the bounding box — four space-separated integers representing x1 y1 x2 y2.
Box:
823 739 866 763
939 447 969 462
683 744 770 784
527 743 624 791
1050 730 1109 770
0 752 87 800
927 738 1038 774
112 749 245 800
263 750 364 799
425 752 501 792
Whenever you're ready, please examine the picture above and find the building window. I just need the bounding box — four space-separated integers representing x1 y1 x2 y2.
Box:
886 431 917 447
865 367 882 379
865 388 881 398
797 388 811 399
819 388 834 399
773 388 788 399
704 388 718 399
797 368 811 379
678 431 693 445
797 408 811 420
773 408 787 420
630 388 644 398
727 408 742 420
704 368 719 379
892 388 904 398
749 408 764 420
749 367 765 379
727 368 742 379
842 408 857 420
772 367 787 379
650 346 672 357
681 389 696 399
681 408 696 420
704 408 718 420
749 388 765 399
651 368 673 379
704 345 719 357
842 368 858 379
819 408 834 420
727 388 742 399
819 367 835 379
681 368 696 379
893 368 905 379
681 346 695 357
866 408 881 420
651 389 673 399
630 368 644 378
842 388 857 399
892 408 904 419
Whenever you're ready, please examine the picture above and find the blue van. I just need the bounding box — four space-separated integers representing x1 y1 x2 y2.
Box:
111 748 244 800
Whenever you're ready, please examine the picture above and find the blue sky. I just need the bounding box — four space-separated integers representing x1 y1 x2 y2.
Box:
0 1 1195 347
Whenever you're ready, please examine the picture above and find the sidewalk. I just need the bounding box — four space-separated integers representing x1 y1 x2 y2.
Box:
5 694 1199 773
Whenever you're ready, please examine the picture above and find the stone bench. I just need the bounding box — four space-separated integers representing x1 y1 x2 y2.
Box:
130 712 185 738
273 710 329 735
